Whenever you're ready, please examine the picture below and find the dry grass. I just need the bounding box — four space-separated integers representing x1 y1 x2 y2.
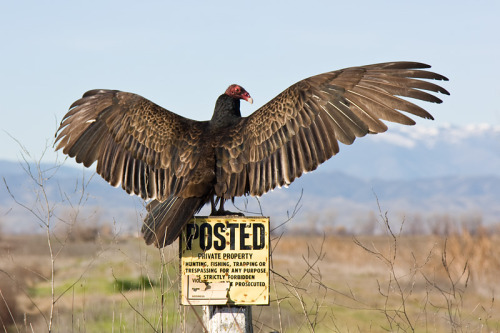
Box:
258 219 500 332
1 223 499 332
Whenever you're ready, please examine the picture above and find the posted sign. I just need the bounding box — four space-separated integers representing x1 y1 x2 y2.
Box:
180 216 270 306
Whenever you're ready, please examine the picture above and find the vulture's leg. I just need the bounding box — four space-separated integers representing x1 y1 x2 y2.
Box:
210 196 217 215
210 198 244 216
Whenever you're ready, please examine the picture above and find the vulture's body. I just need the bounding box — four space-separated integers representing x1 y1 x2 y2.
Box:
55 62 449 247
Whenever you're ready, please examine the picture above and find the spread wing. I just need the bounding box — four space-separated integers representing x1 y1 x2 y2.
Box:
215 62 449 198
55 90 210 201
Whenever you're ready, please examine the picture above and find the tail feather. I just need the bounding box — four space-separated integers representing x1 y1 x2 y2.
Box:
142 196 206 247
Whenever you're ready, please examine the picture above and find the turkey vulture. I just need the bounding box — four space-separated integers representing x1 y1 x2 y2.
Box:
55 61 448 247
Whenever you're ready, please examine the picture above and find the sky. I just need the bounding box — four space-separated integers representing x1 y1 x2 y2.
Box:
1 0 499 164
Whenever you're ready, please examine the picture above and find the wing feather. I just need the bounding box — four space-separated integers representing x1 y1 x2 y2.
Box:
215 62 448 197
55 90 210 201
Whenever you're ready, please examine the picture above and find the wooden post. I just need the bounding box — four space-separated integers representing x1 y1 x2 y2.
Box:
203 305 253 333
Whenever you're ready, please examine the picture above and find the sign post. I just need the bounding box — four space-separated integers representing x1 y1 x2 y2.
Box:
202 305 253 332
179 216 270 332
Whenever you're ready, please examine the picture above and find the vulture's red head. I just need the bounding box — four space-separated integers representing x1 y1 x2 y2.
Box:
225 84 253 104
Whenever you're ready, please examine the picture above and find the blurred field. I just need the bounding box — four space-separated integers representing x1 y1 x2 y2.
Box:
1 225 500 332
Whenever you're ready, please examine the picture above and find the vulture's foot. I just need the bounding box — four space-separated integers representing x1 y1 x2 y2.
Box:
210 210 245 217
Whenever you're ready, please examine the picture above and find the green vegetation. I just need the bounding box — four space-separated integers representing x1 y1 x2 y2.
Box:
2 223 499 332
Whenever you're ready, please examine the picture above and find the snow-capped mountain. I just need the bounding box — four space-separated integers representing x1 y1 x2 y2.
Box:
317 123 500 180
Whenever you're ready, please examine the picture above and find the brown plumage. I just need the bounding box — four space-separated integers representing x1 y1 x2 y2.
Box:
55 61 449 247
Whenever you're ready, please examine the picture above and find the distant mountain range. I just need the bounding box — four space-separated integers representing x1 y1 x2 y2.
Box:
316 123 500 179
1 124 499 234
